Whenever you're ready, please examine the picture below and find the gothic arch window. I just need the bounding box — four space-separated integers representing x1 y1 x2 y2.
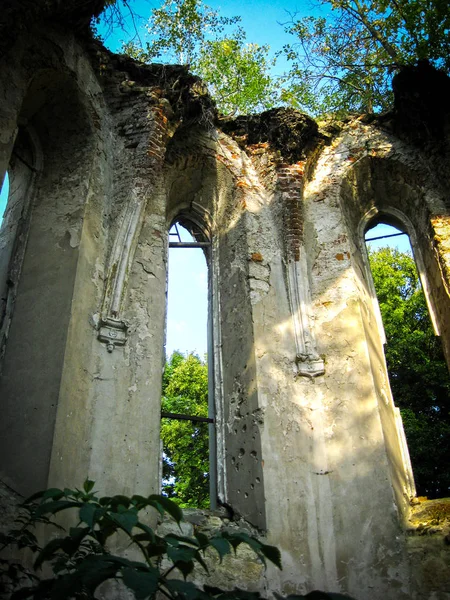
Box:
161 130 267 528
364 213 450 498
161 216 217 508
0 126 41 363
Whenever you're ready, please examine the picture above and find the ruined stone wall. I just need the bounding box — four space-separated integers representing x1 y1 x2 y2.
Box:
0 10 450 600
0 27 110 495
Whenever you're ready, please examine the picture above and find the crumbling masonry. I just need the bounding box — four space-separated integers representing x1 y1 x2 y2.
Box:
0 1 450 598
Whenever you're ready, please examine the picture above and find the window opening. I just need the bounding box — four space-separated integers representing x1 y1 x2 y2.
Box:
0 171 9 225
161 221 216 508
365 222 450 498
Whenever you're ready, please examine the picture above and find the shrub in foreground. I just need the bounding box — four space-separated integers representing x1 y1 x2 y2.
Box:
0 480 354 600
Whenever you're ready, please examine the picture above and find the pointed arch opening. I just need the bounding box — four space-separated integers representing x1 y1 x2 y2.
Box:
365 216 450 498
161 216 217 509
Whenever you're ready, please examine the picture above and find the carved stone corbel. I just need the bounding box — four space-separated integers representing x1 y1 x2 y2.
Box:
288 256 325 378
98 317 128 353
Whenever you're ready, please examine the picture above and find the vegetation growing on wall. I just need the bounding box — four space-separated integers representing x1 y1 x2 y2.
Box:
108 0 450 116
122 0 278 115
281 0 450 115
369 247 450 498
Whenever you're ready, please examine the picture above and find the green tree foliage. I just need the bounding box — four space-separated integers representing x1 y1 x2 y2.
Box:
122 0 278 115
368 247 450 497
282 0 450 115
161 352 210 508
195 29 278 116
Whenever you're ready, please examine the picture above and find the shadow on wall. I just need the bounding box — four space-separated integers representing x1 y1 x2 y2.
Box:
0 69 96 495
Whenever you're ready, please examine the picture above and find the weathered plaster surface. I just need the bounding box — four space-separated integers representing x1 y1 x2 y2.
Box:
0 7 450 599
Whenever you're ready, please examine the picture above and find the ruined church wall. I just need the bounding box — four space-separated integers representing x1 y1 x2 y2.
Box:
0 27 113 496
296 120 450 598
220 130 411 598
0 17 449 600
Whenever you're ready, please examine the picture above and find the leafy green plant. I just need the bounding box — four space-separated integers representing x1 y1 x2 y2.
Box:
1 480 278 599
0 480 356 600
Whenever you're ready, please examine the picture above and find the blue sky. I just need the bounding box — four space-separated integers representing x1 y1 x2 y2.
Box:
366 223 411 253
98 0 327 75
166 225 208 358
0 173 8 220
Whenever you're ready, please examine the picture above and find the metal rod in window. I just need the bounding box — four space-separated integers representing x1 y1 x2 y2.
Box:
366 232 406 242
169 241 211 248
161 411 214 424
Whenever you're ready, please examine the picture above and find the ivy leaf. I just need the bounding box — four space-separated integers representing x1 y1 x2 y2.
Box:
110 495 131 510
80 561 119 592
208 536 231 561
83 479 95 494
22 490 47 504
131 494 149 509
221 531 256 554
195 532 209 548
62 527 91 556
260 543 282 570
33 500 80 518
145 539 167 558
194 549 209 573
175 559 195 579
122 566 159 599
41 488 65 501
34 538 65 571
167 544 196 565
110 509 138 534
79 502 102 528
135 522 156 544
166 578 206 599
147 494 183 523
